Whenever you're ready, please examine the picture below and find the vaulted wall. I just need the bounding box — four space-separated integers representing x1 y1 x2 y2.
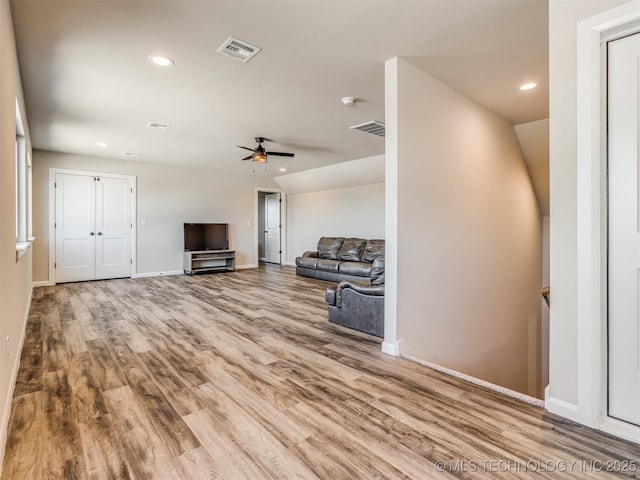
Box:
385 57 543 397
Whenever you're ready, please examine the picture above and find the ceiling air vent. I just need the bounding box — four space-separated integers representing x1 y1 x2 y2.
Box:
217 36 261 63
350 120 385 138
146 122 171 130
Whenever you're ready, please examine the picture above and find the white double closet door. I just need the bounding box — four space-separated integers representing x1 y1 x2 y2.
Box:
55 172 133 283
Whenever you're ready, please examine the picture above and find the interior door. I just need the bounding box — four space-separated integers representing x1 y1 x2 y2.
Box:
55 172 132 283
607 32 640 427
95 177 132 279
55 173 96 283
264 193 281 264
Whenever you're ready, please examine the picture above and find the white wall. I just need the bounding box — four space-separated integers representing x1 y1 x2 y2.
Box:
548 0 628 420
387 57 543 397
0 0 34 468
32 150 279 281
285 183 385 264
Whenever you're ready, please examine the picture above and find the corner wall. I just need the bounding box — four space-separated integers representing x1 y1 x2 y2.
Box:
386 57 543 397
547 0 628 420
32 150 279 281
0 0 34 467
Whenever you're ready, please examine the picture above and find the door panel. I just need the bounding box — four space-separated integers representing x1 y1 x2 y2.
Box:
264 193 281 264
55 174 96 283
608 33 640 427
95 177 131 279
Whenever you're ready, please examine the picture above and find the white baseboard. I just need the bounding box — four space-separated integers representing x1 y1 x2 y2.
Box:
286 260 296 267
236 263 258 270
32 280 54 287
381 341 399 356
402 353 544 408
545 392 582 422
132 270 183 278
601 417 640 444
0 288 32 474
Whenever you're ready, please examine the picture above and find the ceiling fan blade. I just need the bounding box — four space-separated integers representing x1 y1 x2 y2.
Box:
237 145 255 152
241 155 253 161
266 151 295 157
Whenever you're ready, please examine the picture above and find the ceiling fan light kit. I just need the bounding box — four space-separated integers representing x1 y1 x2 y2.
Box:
237 137 295 166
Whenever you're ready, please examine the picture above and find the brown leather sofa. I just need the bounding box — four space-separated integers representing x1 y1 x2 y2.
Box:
295 237 384 282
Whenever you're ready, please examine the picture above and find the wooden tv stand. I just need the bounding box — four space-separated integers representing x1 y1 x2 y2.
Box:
183 250 235 275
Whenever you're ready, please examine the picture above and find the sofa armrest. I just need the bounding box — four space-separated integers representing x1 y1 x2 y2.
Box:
302 251 318 258
325 287 337 306
336 279 385 307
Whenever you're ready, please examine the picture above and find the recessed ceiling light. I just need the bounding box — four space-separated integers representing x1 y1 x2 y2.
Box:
96 141 108 147
122 152 141 158
279 168 287 172
520 82 537 91
148 54 174 67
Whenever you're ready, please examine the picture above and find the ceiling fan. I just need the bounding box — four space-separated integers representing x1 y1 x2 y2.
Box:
237 137 295 164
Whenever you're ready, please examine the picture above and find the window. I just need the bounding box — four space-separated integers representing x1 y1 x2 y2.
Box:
15 98 32 260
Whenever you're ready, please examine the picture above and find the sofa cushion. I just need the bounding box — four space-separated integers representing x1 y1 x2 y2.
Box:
317 237 345 260
371 257 385 285
362 239 385 263
339 261 372 277
338 238 366 262
296 256 318 269
316 258 341 272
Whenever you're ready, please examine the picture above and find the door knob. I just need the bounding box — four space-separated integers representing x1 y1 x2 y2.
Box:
90 232 95 236
97 232 103 236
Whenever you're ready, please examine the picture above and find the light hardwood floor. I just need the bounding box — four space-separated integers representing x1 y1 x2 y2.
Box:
2 264 639 479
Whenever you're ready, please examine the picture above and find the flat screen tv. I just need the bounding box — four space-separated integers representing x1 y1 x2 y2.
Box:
184 223 229 251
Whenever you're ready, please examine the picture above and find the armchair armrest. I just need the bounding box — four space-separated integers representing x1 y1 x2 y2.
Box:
336 279 385 307
302 251 318 258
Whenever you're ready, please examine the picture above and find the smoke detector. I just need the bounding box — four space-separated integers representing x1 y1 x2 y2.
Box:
217 36 261 63
341 96 356 106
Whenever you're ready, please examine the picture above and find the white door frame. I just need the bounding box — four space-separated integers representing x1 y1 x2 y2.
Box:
573 1 640 443
254 187 286 266
49 168 137 284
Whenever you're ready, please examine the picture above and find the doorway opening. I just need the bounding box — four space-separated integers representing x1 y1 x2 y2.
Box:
255 188 286 266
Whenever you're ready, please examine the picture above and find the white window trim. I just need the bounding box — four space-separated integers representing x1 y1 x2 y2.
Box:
15 98 33 262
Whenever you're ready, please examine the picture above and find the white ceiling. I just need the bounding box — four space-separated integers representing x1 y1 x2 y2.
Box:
10 0 549 178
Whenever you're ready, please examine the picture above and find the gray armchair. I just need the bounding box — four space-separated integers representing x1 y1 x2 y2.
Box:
325 257 384 337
